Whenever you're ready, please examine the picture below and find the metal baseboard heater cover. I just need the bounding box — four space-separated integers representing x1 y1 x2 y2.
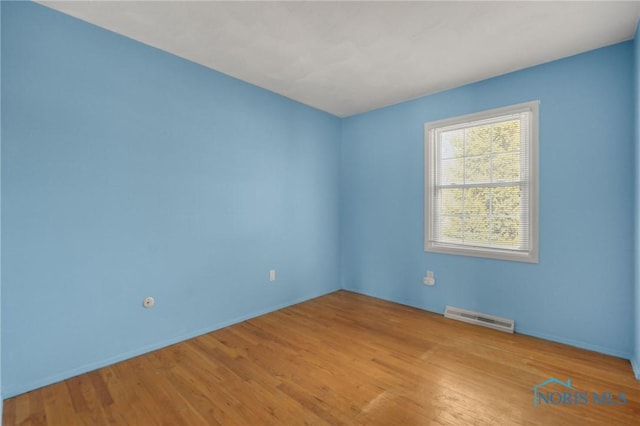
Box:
444 305 514 333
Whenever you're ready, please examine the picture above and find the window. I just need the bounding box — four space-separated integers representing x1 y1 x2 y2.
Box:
424 101 538 263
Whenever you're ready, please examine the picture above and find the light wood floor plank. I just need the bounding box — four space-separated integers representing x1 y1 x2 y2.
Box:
3 290 640 425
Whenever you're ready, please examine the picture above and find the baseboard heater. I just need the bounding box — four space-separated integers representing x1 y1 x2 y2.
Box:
444 305 514 333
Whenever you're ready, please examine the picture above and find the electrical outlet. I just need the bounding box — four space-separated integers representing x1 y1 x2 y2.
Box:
269 269 276 282
423 271 435 286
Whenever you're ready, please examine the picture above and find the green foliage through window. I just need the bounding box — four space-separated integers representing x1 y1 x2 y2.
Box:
437 119 522 248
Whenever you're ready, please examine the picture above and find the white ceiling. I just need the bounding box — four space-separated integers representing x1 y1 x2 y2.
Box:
37 1 640 117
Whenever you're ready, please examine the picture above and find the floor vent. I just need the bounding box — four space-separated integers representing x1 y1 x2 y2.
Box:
444 305 514 333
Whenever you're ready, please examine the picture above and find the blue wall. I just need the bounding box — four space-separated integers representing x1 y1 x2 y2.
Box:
2 1 639 400
341 42 635 359
0 0 3 417
634 22 640 380
1 2 341 397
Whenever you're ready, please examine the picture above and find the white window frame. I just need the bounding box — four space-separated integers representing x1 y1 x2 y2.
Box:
424 101 539 263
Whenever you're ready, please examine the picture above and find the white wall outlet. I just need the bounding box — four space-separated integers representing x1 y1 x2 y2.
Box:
423 271 435 286
269 269 276 282
143 296 155 308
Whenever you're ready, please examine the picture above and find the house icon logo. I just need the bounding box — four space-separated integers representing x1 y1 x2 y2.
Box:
531 378 575 407
531 377 627 407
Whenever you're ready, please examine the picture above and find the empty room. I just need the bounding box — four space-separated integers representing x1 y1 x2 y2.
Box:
2 1 640 425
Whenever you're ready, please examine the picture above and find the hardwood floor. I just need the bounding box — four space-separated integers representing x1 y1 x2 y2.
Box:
3 290 640 425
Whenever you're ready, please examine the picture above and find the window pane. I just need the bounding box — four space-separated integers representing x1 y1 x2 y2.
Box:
440 158 464 184
492 186 521 216
491 217 520 247
440 129 464 159
440 216 463 243
465 125 491 156
464 215 489 245
492 119 520 153
465 187 490 215
492 152 520 181
465 155 490 183
440 188 463 214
